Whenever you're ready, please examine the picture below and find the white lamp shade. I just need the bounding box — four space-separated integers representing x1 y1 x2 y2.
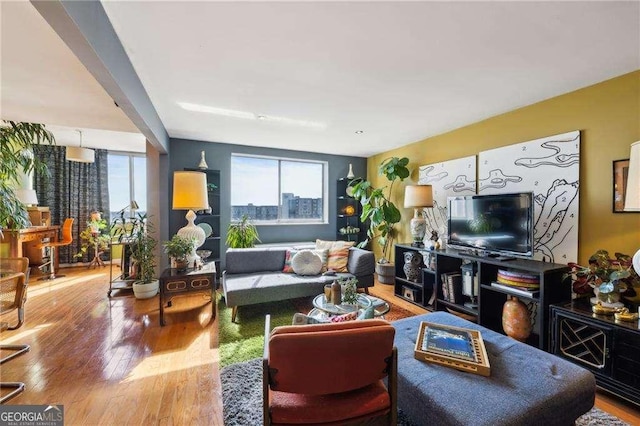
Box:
15 188 38 205
172 171 209 210
404 185 434 208
624 141 640 211
66 146 95 163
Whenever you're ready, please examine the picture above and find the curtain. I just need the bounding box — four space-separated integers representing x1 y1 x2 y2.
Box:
33 145 110 264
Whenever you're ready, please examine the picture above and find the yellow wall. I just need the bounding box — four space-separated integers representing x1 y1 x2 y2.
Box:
368 70 640 265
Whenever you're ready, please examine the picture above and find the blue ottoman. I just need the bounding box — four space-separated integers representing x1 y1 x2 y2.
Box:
393 312 595 426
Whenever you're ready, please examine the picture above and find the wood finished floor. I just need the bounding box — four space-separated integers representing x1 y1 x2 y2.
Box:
1 266 639 425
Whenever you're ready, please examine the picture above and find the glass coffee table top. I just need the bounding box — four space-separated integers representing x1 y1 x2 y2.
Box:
311 294 391 318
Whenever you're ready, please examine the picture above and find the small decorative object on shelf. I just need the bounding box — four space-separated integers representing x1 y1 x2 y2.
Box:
198 150 208 169
346 163 355 179
403 251 422 282
501 296 532 342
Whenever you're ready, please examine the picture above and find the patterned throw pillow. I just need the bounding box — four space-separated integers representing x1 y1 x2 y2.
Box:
315 239 355 272
282 249 299 273
291 250 323 276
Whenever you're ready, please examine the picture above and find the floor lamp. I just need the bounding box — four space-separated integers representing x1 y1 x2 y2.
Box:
172 171 209 265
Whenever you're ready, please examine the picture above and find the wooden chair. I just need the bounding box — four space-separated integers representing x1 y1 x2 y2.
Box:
0 257 31 403
36 217 74 280
263 315 397 426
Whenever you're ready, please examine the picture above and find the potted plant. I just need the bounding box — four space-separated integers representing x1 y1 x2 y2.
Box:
163 235 195 271
75 212 111 264
350 156 410 283
130 214 159 299
0 121 55 236
564 249 639 305
226 214 261 248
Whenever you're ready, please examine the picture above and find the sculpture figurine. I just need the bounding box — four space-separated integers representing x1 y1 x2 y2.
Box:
403 251 423 282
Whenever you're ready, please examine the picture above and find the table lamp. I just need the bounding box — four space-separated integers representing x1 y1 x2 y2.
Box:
172 171 209 264
15 189 38 206
404 185 433 247
624 141 640 278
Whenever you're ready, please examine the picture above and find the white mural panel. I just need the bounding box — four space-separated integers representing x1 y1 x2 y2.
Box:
478 131 580 263
418 156 476 241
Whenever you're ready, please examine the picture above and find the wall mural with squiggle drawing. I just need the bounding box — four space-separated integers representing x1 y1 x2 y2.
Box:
418 156 476 244
478 130 580 263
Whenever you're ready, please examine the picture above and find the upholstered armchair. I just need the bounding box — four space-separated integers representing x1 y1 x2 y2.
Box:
0 257 31 403
262 315 397 426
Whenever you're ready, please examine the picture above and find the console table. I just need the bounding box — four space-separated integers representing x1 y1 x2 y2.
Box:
159 262 216 326
1 226 60 272
551 301 640 406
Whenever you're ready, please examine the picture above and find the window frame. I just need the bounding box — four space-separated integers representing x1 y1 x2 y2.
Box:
107 151 147 220
230 153 328 225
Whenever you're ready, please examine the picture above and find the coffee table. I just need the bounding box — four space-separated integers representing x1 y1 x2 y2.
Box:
310 294 390 319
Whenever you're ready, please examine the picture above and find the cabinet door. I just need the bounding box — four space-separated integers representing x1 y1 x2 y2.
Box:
612 329 640 389
554 312 612 376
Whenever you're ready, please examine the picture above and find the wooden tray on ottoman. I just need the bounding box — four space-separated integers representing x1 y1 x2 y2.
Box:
414 321 491 377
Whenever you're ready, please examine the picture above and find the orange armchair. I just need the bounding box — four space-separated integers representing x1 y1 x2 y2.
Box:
262 315 397 426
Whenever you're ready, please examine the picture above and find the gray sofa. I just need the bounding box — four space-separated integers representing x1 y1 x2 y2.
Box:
222 245 375 322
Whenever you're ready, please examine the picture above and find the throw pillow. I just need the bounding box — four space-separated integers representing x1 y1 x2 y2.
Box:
291 250 323 276
282 249 299 273
315 239 355 273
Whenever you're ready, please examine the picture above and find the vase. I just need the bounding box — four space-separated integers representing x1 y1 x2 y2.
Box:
347 163 355 179
502 296 532 342
198 150 208 170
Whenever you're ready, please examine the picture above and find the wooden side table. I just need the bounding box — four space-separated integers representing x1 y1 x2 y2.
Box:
159 262 217 326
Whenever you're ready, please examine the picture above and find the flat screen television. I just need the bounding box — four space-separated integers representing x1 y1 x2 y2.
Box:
447 192 534 258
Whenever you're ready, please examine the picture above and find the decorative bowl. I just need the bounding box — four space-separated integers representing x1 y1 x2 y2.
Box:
196 250 212 262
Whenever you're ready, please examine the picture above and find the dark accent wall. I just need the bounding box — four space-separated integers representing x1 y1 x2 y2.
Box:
168 138 367 258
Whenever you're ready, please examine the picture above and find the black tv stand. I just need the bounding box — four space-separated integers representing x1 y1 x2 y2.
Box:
487 254 516 261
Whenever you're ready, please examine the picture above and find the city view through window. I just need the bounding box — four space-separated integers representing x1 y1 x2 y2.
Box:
107 154 147 223
231 155 326 222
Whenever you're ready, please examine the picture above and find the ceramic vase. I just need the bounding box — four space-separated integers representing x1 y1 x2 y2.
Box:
502 297 532 342
198 151 208 169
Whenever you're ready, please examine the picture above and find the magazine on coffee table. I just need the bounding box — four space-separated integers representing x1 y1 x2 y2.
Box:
414 321 491 376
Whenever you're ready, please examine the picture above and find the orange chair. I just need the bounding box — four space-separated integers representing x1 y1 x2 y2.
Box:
37 218 74 280
262 315 397 426
0 257 31 403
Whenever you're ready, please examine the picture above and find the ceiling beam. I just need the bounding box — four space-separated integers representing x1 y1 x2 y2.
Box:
30 0 169 153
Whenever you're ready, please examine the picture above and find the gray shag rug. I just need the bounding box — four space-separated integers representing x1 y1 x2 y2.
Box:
221 358 630 426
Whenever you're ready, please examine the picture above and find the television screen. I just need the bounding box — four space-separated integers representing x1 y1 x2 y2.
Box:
447 192 534 258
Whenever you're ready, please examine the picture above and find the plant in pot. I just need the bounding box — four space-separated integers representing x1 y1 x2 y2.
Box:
75 212 110 264
130 214 159 299
226 214 261 248
350 156 410 284
0 121 55 237
163 235 196 271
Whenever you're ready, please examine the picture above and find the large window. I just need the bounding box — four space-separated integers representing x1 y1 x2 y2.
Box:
231 154 327 223
108 153 147 222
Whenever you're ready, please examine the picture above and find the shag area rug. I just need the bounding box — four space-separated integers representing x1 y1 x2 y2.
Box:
218 295 415 368
221 358 630 426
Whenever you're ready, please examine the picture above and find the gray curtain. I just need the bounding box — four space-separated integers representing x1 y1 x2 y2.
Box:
33 145 110 264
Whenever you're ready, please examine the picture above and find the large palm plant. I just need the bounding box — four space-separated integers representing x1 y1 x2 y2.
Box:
0 121 55 235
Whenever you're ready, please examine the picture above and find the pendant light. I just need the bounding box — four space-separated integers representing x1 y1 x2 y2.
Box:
66 130 95 163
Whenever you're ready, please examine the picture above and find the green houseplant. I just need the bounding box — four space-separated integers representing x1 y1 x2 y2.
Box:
0 121 55 236
130 214 158 299
350 156 410 261
163 234 195 271
226 214 261 248
75 213 110 263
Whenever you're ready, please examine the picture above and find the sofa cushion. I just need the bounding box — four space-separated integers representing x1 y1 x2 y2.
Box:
316 240 355 272
292 250 323 275
226 248 287 274
283 249 299 273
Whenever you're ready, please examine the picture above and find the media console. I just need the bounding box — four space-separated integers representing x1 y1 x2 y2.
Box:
394 244 571 350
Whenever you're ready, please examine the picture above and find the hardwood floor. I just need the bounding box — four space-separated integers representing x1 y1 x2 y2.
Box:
1 266 638 425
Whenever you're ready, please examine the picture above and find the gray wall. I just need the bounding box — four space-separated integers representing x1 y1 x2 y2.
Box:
168 138 367 263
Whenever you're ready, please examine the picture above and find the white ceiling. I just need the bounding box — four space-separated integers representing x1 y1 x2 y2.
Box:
2 1 639 158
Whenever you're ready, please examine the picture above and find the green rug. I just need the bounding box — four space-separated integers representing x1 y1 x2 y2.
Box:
218 297 303 368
